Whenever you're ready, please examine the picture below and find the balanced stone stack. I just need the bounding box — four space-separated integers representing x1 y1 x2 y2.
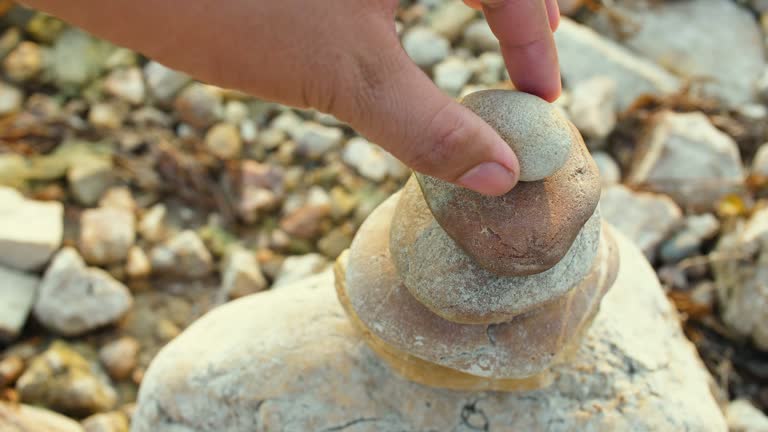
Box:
132 91 726 431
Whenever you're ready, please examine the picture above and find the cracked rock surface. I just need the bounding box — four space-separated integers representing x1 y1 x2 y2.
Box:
132 229 725 432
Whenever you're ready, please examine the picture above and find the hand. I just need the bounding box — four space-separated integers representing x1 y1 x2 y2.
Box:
22 0 561 195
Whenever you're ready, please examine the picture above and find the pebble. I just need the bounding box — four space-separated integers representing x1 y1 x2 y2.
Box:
726 399 768 432
143 61 191 103
98 187 136 212
592 151 621 185
223 100 249 124
317 227 353 259
138 203 168 243
99 337 140 381
125 246 151 279
473 52 504 86
0 27 21 60
280 205 329 240
173 83 223 129
49 28 111 90
427 0 477 42
434 56 473 97
463 19 499 52
67 155 114 206
295 122 344 160
34 248 133 336
205 122 243 159
220 247 268 299
82 411 129 432
0 187 63 271
16 340 117 417
79 207 136 265
258 127 286 150
752 142 768 177
0 265 39 342
0 402 85 432
0 79 22 116
558 0 584 15
402 26 450 68
103 67 145 105
342 137 390 182
0 355 24 387
600 184 683 259
659 213 720 263
568 75 617 140
238 161 285 223
272 253 330 288
627 111 744 209
3 41 43 82
88 102 125 129
150 230 213 278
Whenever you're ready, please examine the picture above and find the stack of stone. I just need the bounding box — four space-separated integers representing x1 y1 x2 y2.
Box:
337 90 617 390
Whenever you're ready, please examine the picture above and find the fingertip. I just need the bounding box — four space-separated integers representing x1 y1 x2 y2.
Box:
457 162 518 196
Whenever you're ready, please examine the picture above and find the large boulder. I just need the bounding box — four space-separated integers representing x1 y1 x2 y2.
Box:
132 228 726 431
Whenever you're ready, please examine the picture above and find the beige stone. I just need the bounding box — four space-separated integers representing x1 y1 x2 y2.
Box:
0 402 84 432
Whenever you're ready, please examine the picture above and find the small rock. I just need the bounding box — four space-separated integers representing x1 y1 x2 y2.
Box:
155 319 181 342
129 106 172 128
50 29 113 90
82 411 129 432
555 18 681 110
258 127 286 150
173 83 223 129
558 0 584 15
67 155 114 206
220 248 268 299
726 399 768 432
88 102 126 130
0 27 21 60
272 253 330 288
16 341 117 417
428 0 477 41
0 402 85 432
659 213 720 263
270 110 303 136
342 137 390 182
279 205 329 240
600 184 683 259
150 230 213 278
0 80 23 116
752 143 768 177
99 337 140 381
205 122 243 159
143 61 191 103
0 187 63 271
103 67 145 105
0 266 39 342
295 122 344 160
238 161 284 223
125 246 151 279
98 187 136 212
627 111 744 209
592 151 621 185
138 204 168 243
34 248 133 336
80 207 136 265
402 26 450 68
568 76 617 140
434 56 473 96
463 19 499 52
3 41 43 82
223 100 249 124
473 52 504 85
0 355 25 387
317 228 353 259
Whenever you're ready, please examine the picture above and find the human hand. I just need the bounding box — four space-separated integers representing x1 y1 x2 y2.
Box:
22 0 561 195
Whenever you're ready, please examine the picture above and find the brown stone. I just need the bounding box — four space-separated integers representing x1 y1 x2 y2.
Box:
416 127 600 277
343 192 618 379
391 177 602 324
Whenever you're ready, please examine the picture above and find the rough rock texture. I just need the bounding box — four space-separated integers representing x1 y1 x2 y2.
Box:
391 182 602 324
0 265 38 341
600 184 683 259
555 18 681 110
0 186 63 271
592 0 765 106
628 111 744 209
350 192 617 375
417 132 600 276
461 90 572 181
33 248 133 336
132 228 726 432
0 402 85 432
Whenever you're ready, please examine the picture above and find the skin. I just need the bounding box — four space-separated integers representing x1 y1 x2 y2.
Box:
21 0 561 195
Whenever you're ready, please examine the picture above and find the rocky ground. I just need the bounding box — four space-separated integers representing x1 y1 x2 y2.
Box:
1 0 768 430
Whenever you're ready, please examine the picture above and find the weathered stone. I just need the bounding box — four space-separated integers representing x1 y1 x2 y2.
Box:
34 248 133 336
0 187 63 271
150 231 213 278
554 18 681 110
392 181 602 324
220 247 268 299
726 399 768 432
627 111 744 209
79 207 136 265
417 130 600 276
0 265 38 341
132 229 726 432
0 402 84 432
99 337 140 381
600 184 683 259
16 341 117 417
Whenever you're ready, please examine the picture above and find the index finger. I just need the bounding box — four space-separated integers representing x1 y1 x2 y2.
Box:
482 0 561 101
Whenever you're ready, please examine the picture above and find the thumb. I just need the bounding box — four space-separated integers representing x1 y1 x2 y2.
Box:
339 45 519 196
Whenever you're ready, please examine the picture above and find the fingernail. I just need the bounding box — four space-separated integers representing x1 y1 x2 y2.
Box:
457 162 517 196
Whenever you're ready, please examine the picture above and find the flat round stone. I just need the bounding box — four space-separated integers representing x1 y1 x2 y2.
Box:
391 178 602 324
343 191 619 378
416 131 600 276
